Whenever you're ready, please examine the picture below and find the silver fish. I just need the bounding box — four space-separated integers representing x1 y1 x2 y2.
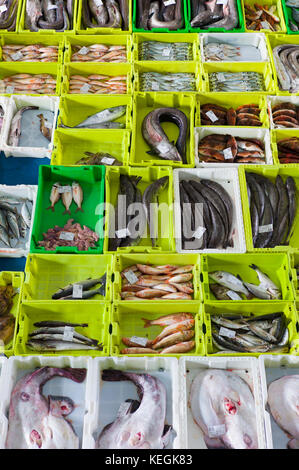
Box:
209 271 251 298
61 105 126 128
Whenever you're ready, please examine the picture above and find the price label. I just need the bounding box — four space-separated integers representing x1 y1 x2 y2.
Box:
208 424 226 438
223 147 233 160
0 5 7 13
6 85 14 93
63 326 74 341
205 110 218 123
80 83 91 94
156 141 169 153
130 336 148 347
78 46 90 55
59 231 75 241
217 73 226 82
219 327 236 338
101 156 115 166
193 226 206 239
258 224 273 233
72 283 83 299
124 270 138 285
48 4 58 9
164 0 176 5
58 185 72 194
11 51 24 61
115 227 130 239
216 0 228 4
151 82 159 91
162 48 171 57
226 290 241 300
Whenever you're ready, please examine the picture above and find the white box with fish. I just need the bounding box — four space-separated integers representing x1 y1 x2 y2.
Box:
267 95 299 129
258 354 299 449
0 184 37 258
178 356 266 449
0 355 91 449
2 95 60 159
194 126 273 167
0 356 8 449
173 167 246 254
0 97 10 152
83 356 182 449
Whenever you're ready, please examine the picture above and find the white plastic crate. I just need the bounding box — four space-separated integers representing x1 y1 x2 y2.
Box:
267 95 299 129
0 96 9 152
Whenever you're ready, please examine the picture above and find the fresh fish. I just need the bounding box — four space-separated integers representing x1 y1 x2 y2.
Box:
48 395 75 417
46 182 61 212
52 275 106 299
8 106 39 146
21 202 31 228
121 347 156 354
142 176 169 247
27 339 102 351
37 113 52 141
33 320 88 328
72 181 84 213
60 287 104 300
29 327 98 345
62 105 126 128
248 264 281 299
61 187 73 215
159 340 195 354
210 284 242 301
6 210 20 239
142 313 194 328
152 318 195 345
209 271 251 298
152 329 194 350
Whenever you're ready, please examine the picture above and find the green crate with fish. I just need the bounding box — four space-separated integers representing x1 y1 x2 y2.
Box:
281 0 299 33
133 0 188 33
110 301 205 357
112 253 201 302
130 92 195 167
200 252 294 303
0 271 24 357
242 0 286 33
22 253 113 302
204 301 297 356
271 128 299 164
238 165 299 252
76 0 132 35
30 165 105 254
103 166 175 254
14 300 111 356
133 32 199 62
51 129 130 166
187 0 245 33
196 92 269 127
19 0 78 34
0 0 22 33
267 34 299 95
64 33 133 63
61 62 132 95
0 33 65 64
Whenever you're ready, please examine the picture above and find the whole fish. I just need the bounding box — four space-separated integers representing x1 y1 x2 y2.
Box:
61 105 126 128
151 318 195 345
46 182 61 212
62 187 73 215
8 106 39 146
248 264 281 299
152 329 194 350
52 275 106 299
142 176 169 247
209 271 251 298
37 113 52 141
210 284 242 301
34 320 88 327
72 181 84 213
27 339 102 351
159 340 195 354
142 313 194 328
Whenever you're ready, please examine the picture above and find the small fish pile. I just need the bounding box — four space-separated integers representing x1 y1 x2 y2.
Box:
201 103 262 126
2 44 59 62
5 366 86 449
179 178 234 250
71 44 127 63
0 196 33 248
139 41 192 61
140 72 196 92
82 0 129 30
96 370 176 449
0 73 57 94
0 0 18 31
209 265 281 300
52 274 106 299
246 172 297 248
47 181 84 214
190 0 239 29
203 42 262 62
270 102 299 129
0 283 16 346
120 264 194 300
198 133 265 164
27 320 103 351
277 136 299 163
60 105 126 129
142 107 188 163
244 3 281 31
211 312 289 354
68 74 127 94
37 218 99 251
121 313 195 355
273 45 299 93
76 152 122 166
287 6 299 31
25 0 74 31
136 0 183 30
190 369 258 449
209 72 265 92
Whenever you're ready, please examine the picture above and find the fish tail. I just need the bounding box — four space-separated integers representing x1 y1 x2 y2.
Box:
63 209 71 215
75 207 84 213
46 205 54 212
141 317 152 328
102 369 129 382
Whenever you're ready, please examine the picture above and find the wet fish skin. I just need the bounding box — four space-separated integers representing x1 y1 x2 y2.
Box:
52 275 106 299
27 339 102 351
8 106 39 146
66 105 126 128
209 271 251 298
142 313 194 328
142 176 169 247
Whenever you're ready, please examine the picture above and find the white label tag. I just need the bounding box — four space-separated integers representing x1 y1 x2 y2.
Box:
117 401 131 418
72 283 83 299
78 46 90 55
216 0 228 4
116 227 130 239
130 336 148 347
59 231 75 241
258 224 273 233
193 226 206 239
63 326 74 341
156 141 169 153
80 83 91 94
205 110 218 123
261 20 269 28
11 51 24 61
217 73 225 82
124 270 138 285
226 290 241 300
58 185 72 194
162 48 171 57
208 424 226 438
101 156 115 165
223 147 233 160
6 85 14 93
151 82 159 91
219 327 236 338
48 4 58 9
164 0 176 5
0 5 7 13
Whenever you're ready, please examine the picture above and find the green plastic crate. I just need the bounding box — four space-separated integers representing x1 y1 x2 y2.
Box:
0 33 65 64
242 0 286 34
30 165 105 254
201 252 294 303
187 0 245 33
110 301 205 356
19 0 78 34
76 0 132 34
239 165 299 252
281 0 299 34
51 129 131 166
103 166 175 254
133 0 188 33
204 301 298 356
271 128 299 164
0 271 24 357
22 254 113 302
130 92 195 167
14 301 111 356
266 34 299 95
0 0 22 33
112 253 202 302
133 32 199 62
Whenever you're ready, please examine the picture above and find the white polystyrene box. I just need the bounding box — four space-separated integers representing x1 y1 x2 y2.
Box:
267 95 299 129
0 97 9 152
0 356 8 449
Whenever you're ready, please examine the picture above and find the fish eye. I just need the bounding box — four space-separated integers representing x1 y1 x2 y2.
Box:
21 392 30 401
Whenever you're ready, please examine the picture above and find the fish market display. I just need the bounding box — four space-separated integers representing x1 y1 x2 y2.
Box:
189 369 258 448
71 44 127 63
47 182 84 214
0 283 16 346
5 366 86 449
244 3 281 31
120 264 194 300
82 0 129 30
25 0 74 31
0 0 19 31
189 0 239 30
200 103 262 126
37 218 99 251
203 42 262 62
209 265 282 300
179 178 234 250
198 133 265 164
277 136 299 163
96 370 176 449
60 105 126 129
246 172 297 247
52 274 106 299
270 102 299 128
139 41 192 61
136 0 183 30
142 107 188 163
121 313 195 354
273 45 299 93
140 72 196 92
0 73 57 94
209 72 265 92
267 375 299 448
2 44 59 62
68 74 127 94
76 152 123 166
0 195 34 248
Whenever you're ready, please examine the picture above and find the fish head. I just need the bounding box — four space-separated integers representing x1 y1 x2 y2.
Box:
221 396 258 449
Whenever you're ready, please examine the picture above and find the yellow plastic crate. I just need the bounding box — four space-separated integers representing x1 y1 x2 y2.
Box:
267 34 299 96
133 32 199 62
271 128 299 164
242 0 287 34
76 0 132 34
0 33 65 64
19 0 78 34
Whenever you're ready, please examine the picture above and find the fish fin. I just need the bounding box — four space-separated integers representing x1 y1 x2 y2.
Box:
236 274 243 282
62 209 71 215
161 425 177 449
141 317 151 328
46 206 54 212
75 208 84 213
146 150 157 156
249 264 258 270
